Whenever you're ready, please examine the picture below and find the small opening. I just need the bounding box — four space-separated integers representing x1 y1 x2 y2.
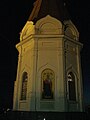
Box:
41 68 55 100
21 72 28 100
67 72 76 101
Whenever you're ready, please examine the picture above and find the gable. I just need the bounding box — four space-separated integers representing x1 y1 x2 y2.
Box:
35 15 63 34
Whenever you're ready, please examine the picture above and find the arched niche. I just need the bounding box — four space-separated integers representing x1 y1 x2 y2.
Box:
66 67 78 102
37 63 57 100
35 15 63 34
67 72 76 101
41 68 55 100
64 20 79 41
21 72 28 100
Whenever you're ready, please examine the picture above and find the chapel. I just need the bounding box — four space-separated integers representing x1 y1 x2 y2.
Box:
13 0 83 112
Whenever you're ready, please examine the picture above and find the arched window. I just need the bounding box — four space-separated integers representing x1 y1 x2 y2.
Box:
21 72 28 100
67 72 76 101
41 68 55 99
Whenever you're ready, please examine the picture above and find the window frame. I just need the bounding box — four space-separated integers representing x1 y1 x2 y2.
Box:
20 72 28 100
67 72 76 101
41 68 55 100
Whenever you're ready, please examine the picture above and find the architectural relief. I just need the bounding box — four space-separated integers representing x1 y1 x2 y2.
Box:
13 0 83 112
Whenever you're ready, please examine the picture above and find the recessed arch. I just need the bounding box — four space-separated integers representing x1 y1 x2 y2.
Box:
35 15 63 34
67 72 76 101
66 66 79 102
21 72 28 100
64 20 79 41
41 68 55 99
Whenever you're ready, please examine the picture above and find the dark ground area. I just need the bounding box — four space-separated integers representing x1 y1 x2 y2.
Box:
0 111 90 120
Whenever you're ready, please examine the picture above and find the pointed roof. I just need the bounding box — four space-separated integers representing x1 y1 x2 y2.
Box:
28 0 70 23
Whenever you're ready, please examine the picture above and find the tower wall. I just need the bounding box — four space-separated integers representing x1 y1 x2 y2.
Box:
13 15 83 112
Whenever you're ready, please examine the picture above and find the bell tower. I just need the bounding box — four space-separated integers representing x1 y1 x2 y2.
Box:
13 0 83 112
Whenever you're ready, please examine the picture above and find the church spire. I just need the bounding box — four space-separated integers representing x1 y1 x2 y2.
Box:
28 0 69 23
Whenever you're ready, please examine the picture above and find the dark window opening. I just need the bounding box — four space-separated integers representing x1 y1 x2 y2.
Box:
21 72 28 100
68 72 76 101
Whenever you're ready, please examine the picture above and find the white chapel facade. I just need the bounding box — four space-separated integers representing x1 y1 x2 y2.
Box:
13 0 83 112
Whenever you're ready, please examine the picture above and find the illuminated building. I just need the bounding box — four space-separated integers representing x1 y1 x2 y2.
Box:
13 0 83 112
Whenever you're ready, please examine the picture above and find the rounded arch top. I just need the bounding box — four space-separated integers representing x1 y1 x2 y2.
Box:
21 65 32 79
22 72 28 81
35 15 63 34
38 63 57 75
66 66 78 79
41 68 55 81
64 20 79 41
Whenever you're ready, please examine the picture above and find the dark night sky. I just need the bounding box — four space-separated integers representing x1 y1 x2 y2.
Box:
0 0 90 110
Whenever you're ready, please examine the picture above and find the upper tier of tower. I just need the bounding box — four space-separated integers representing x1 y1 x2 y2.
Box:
28 0 69 23
20 0 79 42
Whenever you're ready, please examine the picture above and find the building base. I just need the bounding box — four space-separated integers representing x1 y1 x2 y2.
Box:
0 111 89 120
